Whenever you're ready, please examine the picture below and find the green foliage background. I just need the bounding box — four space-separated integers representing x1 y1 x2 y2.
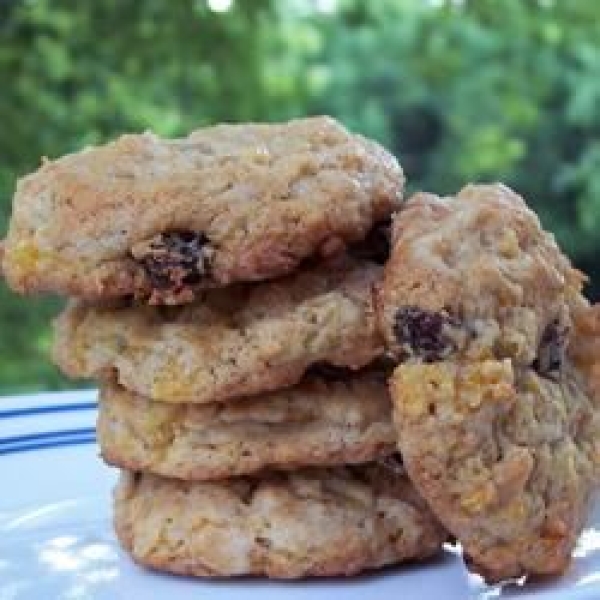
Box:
1 0 599 393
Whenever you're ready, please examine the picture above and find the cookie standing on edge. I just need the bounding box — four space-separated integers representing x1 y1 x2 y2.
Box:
114 464 447 579
2 116 403 304
53 257 383 403
377 183 600 582
98 371 396 481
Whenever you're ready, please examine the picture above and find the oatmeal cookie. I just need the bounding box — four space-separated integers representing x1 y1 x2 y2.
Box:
2 117 402 303
114 464 446 578
53 258 383 403
98 371 395 480
378 184 600 581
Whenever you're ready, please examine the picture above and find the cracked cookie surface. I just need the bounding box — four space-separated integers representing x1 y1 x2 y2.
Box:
53 258 383 403
98 371 395 480
377 184 600 582
113 463 446 578
2 116 402 303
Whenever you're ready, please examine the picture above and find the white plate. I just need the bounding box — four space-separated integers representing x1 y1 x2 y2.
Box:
1 391 599 600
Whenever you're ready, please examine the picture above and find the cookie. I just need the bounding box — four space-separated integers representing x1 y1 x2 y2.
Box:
2 116 403 303
113 464 447 578
377 184 600 582
98 370 395 480
53 257 383 403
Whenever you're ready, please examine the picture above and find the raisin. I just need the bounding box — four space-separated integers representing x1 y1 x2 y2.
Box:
393 306 457 362
533 319 567 379
133 231 213 292
348 220 391 264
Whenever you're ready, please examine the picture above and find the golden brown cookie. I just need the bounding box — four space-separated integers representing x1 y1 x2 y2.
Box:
98 371 395 480
378 184 600 582
2 117 402 303
53 257 383 403
114 464 446 578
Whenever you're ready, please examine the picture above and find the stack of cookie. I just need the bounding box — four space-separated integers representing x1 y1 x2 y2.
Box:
4 118 599 585
1 117 447 578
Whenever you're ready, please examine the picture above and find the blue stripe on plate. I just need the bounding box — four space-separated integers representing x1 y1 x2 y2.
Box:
0 401 97 419
0 391 98 456
0 427 96 447
0 434 97 456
